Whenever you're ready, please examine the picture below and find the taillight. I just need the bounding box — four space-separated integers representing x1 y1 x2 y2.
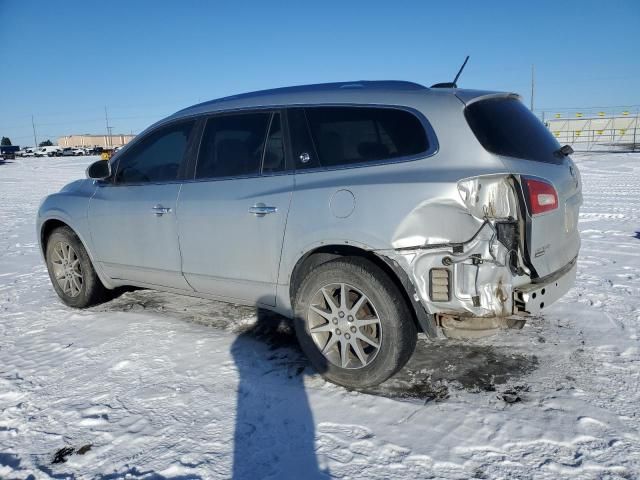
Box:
525 178 558 215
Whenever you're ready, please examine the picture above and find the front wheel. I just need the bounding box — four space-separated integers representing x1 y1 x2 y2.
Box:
293 257 417 389
45 226 108 308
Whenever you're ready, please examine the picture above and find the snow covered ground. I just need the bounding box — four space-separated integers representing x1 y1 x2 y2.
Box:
0 153 639 479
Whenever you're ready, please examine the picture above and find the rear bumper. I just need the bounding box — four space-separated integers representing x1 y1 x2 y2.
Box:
513 258 577 315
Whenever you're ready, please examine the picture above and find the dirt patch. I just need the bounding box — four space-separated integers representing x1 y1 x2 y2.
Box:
94 289 256 329
498 385 530 404
366 339 539 401
51 444 92 464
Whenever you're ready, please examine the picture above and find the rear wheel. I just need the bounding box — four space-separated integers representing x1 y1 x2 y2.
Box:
293 257 417 389
45 226 108 308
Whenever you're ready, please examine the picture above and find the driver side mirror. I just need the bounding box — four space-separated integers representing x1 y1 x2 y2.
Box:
86 160 111 180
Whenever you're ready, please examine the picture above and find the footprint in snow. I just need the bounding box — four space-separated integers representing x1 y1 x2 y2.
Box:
317 422 374 440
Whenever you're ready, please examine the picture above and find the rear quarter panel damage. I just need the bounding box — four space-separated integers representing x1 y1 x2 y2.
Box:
377 174 531 319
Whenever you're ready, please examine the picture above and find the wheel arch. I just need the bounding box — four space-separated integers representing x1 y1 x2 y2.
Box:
40 218 70 256
288 244 438 337
39 217 116 290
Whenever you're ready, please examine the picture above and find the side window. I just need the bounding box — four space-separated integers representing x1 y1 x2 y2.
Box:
115 121 194 184
196 112 270 179
288 108 321 170
262 114 285 174
305 107 428 168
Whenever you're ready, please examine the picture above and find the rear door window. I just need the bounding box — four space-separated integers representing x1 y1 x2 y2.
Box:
196 112 271 179
304 107 428 168
465 97 563 164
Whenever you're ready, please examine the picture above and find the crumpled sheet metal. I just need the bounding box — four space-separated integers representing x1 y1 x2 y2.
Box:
457 174 518 220
385 223 514 318
381 174 524 318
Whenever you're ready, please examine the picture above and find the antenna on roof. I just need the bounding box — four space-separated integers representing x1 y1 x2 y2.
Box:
431 56 470 89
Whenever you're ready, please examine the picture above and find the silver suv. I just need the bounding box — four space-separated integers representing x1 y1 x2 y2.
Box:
37 81 581 388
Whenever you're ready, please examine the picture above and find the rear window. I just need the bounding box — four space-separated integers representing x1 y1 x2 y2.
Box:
465 97 562 164
300 107 428 169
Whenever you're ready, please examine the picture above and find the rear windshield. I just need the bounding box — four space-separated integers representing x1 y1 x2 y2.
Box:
465 97 562 164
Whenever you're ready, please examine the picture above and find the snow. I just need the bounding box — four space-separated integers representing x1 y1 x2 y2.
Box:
1 153 639 479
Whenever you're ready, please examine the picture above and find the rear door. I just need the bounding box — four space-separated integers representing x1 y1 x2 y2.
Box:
465 97 582 278
176 111 293 306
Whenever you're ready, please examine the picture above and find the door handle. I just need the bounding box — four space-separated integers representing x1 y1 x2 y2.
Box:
152 204 172 216
248 203 277 216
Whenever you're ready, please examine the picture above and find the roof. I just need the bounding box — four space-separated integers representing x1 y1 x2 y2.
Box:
156 80 512 129
178 80 427 111
166 81 431 122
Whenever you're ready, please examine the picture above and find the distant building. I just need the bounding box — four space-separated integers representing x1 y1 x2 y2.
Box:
57 134 136 148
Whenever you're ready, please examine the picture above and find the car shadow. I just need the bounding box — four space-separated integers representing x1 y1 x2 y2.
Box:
230 306 329 480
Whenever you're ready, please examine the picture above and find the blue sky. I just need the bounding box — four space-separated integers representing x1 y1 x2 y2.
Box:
1 0 638 146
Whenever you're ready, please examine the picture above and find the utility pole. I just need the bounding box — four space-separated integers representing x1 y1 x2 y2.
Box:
31 115 38 147
530 64 535 112
104 106 111 148
634 109 638 152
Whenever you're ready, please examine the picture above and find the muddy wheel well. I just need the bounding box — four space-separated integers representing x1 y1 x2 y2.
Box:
40 219 70 253
289 245 431 335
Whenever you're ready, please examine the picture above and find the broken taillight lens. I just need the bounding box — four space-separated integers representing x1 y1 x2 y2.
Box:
525 178 558 215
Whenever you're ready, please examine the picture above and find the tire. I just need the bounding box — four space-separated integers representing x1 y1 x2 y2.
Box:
293 257 417 389
45 226 108 308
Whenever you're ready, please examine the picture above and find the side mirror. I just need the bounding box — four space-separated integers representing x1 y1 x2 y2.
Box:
86 160 111 180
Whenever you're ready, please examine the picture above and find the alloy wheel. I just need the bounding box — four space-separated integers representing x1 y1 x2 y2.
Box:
51 241 84 297
307 283 382 369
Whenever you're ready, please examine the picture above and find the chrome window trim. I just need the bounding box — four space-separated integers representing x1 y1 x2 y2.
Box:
163 103 438 153
123 103 440 185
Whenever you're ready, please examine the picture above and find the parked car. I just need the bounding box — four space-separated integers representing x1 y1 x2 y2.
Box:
73 148 87 156
37 81 582 388
35 146 61 157
87 147 103 156
18 147 36 157
61 147 76 156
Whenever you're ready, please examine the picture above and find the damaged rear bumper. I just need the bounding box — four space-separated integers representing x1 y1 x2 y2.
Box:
513 259 577 315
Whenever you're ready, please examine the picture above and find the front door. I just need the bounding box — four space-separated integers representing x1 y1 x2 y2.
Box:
88 120 197 290
177 111 293 306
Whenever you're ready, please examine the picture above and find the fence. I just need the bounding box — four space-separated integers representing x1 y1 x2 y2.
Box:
542 110 639 151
